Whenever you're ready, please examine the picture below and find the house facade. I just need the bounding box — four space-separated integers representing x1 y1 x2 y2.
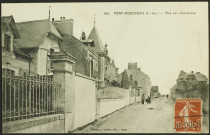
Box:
176 70 208 91
118 62 151 97
2 15 119 85
1 16 31 76
14 19 62 75
150 86 160 97
81 26 119 86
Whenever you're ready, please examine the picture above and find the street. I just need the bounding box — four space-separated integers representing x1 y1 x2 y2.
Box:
74 97 175 133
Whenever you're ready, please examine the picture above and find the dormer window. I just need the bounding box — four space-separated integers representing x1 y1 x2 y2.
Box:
4 34 11 52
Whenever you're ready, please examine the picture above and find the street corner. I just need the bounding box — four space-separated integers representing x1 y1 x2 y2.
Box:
174 98 202 133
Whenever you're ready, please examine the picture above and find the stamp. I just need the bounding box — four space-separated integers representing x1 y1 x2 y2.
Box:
174 98 202 133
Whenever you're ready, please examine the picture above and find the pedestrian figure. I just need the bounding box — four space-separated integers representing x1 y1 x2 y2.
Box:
141 94 145 104
167 94 168 98
146 96 151 104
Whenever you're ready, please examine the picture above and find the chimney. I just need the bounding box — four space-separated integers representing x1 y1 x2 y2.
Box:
52 18 54 21
191 71 193 74
53 18 74 36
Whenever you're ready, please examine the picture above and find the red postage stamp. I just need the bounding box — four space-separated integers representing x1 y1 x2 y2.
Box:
174 98 202 133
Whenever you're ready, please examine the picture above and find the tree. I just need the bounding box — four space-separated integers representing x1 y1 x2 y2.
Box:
121 70 129 89
111 80 120 87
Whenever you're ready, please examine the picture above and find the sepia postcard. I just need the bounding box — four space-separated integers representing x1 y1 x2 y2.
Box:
1 2 209 133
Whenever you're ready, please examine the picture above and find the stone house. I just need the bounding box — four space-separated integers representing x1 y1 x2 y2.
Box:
51 17 98 78
118 63 151 97
176 70 208 91
150 86 159 97
13 18 62 75
2 15 119 87
81 26 119 85
1 16 32 75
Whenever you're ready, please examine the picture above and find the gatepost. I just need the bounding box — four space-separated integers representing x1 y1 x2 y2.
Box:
49 52 76 133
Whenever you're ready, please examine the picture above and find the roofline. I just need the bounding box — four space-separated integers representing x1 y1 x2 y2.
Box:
34 32 62 49
49 32 62 40
13 43 32 60
63 35 98 57
68 35 98 57
53 19 74 23
2 15 21 39
15 19 49 24
106 62 116 68
88 48 98 57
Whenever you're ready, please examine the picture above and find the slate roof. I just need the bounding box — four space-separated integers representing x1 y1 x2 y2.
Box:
177 71 208 82
1 16 20 39
13 43 31 59
14 19 62 49
60 35 89 76
195 72 208 82
87 26 104 54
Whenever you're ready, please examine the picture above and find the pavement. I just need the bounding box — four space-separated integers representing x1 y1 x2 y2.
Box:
73 97 209 133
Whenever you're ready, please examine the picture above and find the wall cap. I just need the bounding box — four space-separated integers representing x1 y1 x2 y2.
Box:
49 52 76 64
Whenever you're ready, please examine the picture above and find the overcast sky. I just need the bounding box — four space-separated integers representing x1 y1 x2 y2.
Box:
2 2 208 94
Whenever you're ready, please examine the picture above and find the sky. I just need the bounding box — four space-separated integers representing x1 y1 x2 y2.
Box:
2 2 208 94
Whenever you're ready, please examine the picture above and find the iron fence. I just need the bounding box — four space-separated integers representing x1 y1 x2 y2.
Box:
2 69 62 122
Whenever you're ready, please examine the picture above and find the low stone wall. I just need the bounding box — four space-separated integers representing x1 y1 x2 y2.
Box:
3 114 65 133
136 96 141 103
97 99 126 118
124 90 130 106
129 97 136 104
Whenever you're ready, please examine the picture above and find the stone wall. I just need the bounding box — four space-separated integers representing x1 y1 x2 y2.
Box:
97 99 126 118
3 114 65 133
74 73 96 129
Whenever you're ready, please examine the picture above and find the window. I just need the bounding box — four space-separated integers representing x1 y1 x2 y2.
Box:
91 60 93 75
4 34 11 52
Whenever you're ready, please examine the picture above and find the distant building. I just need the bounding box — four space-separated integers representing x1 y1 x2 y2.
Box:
117 62 151 97
150 86 159 97
126 63 151 97
176 70 208 91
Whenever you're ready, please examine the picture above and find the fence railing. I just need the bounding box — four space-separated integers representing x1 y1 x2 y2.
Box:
2 69 62 122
